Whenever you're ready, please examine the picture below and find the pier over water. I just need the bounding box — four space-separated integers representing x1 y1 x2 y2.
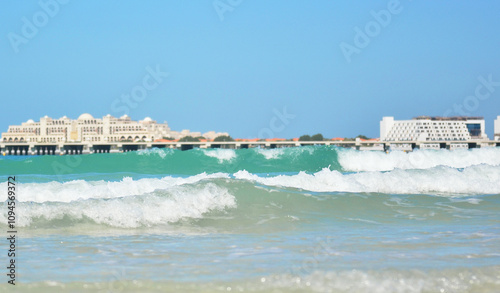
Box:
1 139 498 156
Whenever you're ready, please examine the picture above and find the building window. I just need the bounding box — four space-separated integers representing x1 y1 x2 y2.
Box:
466 124 481 137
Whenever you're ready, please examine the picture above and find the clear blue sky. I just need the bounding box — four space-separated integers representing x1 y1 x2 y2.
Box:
1 1 499 139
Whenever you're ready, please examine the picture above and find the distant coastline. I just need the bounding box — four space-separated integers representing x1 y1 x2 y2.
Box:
1 114 500 155
1 136 499 156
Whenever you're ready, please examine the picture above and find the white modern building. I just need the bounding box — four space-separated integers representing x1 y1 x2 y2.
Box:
380 116 487 142
495 116 500 141
1 114 228 144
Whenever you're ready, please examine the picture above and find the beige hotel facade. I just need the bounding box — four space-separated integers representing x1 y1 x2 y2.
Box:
1 113 228 144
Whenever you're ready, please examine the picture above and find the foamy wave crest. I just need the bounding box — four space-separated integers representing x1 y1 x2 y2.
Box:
234 165 500 195
6 183 236 228
137 148 174 158
257 147 315 160
202 149 236 163
339 148 500 172
258 148 285 160
0 173 229 203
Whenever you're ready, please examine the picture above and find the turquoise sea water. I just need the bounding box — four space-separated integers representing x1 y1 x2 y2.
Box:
1 146 500 292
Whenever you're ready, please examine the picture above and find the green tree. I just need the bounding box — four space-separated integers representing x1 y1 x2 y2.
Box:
311 133 324 141
356 135 369 140
213 135 234 142
299 135 312 141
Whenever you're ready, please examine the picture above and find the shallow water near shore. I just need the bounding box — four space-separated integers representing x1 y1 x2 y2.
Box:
1 146 500 292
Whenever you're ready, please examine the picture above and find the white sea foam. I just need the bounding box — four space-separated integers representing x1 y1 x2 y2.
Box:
338 147 500 172
234 164 500 195
136 148 174 158
202 149 236 163
5 183 236 228
257 147 315 160
0 173 229 203
258 148 286 160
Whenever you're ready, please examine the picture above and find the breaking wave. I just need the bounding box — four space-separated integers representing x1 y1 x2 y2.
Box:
338 147 500 172
2 182 235 228
234 164 500 195
2 166 500 229
2 146 500 176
